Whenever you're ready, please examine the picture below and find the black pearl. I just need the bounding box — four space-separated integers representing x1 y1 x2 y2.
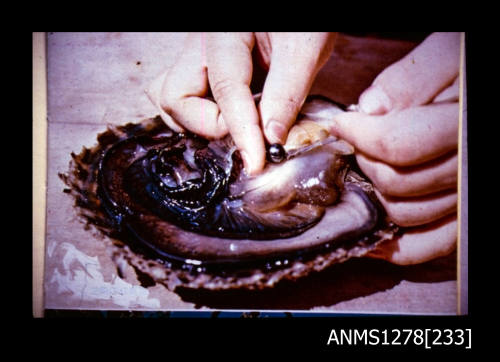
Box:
267 143 286 163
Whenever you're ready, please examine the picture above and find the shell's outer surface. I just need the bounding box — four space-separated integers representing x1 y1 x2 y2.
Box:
60 97 399 290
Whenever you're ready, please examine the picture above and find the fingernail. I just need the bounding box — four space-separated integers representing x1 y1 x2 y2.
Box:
359 85 392 115
265 120 287 144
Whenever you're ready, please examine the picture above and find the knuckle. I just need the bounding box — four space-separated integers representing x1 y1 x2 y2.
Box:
211 78 241 103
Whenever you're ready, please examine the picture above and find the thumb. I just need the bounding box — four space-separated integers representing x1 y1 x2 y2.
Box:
359 32 460 115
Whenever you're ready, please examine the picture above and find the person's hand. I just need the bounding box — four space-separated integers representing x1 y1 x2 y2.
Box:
329 32 461 265
146 32 336 174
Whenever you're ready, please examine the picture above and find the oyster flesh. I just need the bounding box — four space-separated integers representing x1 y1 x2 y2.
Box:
60 96 398 290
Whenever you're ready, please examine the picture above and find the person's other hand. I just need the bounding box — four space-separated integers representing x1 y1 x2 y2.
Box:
146 32 336 174
330 32 461 265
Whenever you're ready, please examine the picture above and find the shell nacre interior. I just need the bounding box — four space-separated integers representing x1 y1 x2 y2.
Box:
60 96 398 290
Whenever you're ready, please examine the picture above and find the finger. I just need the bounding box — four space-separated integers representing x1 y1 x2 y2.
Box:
356 151 458 197
206 33 266 175
259 33 336 144
150 33 228 139
359 32 460 115
367 214 457 265
331 102 459 166
375 188 457 227
145 69 185 133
